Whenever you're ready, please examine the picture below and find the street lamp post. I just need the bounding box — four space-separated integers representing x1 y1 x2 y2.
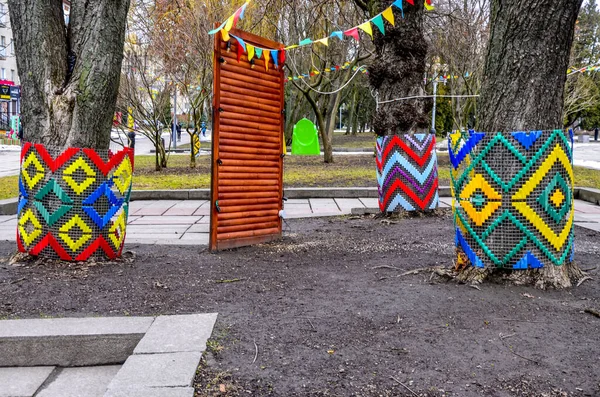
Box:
431 79 438 131
172 86 177 149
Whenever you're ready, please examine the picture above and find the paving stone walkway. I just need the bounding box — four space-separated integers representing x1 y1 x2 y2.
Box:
0 197 599 246
0 314 217 397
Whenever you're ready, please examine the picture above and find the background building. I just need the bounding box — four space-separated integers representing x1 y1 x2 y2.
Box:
0 0 19 134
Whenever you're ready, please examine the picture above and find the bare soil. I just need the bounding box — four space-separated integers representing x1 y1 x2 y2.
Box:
1 212 600 396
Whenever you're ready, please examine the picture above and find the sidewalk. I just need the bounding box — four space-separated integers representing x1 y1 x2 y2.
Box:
1 197 598 246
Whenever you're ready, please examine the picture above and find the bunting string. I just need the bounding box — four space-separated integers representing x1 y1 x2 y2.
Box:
567 62 600 76
284 0 433 50
285 62 368 83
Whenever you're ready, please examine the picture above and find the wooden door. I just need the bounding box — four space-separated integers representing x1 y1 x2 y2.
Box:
210 28 285 251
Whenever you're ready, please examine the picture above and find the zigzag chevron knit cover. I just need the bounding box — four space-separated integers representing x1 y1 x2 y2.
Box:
17 143 134 261
376 133 439 212
449 130 575 269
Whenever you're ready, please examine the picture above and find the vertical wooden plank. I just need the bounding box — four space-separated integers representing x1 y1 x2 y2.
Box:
209 26 222 252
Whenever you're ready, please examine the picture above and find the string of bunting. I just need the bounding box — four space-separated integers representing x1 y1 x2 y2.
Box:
208 0 435 57
284 0 434 50
567 63 600 75
285 62 368 83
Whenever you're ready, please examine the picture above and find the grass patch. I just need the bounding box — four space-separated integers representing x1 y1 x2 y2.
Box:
0 175 18 201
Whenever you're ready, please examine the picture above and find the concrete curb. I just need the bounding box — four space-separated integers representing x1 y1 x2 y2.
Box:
1 187 599 216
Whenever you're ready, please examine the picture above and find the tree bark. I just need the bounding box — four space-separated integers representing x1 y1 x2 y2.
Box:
477 0 582 131
474 0 584 288
8 0 131 150
369 1 429 136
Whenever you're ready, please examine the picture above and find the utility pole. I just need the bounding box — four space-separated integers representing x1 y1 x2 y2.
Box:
172 85 177 149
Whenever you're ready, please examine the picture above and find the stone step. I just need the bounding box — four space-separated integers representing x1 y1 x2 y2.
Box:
0 317 153 367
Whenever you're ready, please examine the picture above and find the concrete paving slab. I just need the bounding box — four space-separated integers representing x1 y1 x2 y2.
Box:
163 201 206 216
0 317 153 367
107 352 202 389
284 199 310 204
334 198 365 211
0 215 15 224
134 313 217 354
126 225 190 234
104 386 194 397
129 216 201 225
179 233 210 244
309 198 339 210
192 206 210 216
37 366 121 397
126 233 183 240
0 366 55 397
186 223 210 233
156 239 206 246
576 222 600 232
359 198 379 208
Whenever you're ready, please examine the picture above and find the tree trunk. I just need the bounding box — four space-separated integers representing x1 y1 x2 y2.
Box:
477 0 582 131
8 0 130 150
473 0 584 288
352 101 360 135
369 1 429 136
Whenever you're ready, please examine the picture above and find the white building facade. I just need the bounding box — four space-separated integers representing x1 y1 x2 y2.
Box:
0 0 20 133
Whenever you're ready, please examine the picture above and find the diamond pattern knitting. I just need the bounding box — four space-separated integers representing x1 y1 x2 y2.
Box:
449 130 574 269
17 144 134 261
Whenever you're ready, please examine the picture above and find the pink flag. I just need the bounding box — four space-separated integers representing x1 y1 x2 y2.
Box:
344 28 360 41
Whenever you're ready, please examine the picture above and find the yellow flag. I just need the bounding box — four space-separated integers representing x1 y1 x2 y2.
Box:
382 7 395 26
315 38 329 46
247 44 255 61
284 44 299 50
263 50 270 71
424 1 434 10
358 21 373 38
224 16 234 31
221 29 230 41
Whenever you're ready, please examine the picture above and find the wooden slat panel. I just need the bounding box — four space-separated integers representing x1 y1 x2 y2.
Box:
211 27 284 252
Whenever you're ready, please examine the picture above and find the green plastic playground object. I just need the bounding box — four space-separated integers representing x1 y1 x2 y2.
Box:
291 118 320 155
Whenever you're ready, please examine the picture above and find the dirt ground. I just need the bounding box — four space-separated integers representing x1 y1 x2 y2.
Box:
1 211 600 397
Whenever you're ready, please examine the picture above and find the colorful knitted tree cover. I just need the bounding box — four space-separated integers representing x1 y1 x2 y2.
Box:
449 129 575 269
17 143 134 261
376 133 439 212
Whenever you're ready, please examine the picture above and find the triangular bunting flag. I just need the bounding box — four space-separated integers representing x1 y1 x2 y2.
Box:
232 6 243 26
232 35 246 51
406 0 414 4
284 44 299 50
382 7 395 26
255 47 263 59
344 27 360 41
299 38 313 46
371 14 385 34
239 2 248 19
208 20 226 35
271 50 279 68
315 38 329 46
424 0 434 10
391 0 404 18
221 29 230 42
224 16 234 31
358 21 373 38
247 44 255 61
236 40 244 62
264 50 270 71
331 31 344 40
278 49 286 66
